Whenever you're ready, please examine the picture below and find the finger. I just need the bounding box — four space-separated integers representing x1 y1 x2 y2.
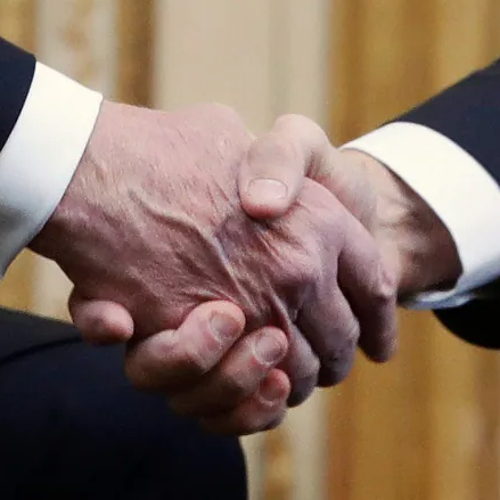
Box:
200 369 290 435
168 328 288 417
297 281 359 388
338 217 398 363
239 114 337 219
278 324 320 407
125 301 245 391
69 289 134 345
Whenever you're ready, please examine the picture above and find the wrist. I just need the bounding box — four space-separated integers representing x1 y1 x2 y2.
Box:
342 150 462 297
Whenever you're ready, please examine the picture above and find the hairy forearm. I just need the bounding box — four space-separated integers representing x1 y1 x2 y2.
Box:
341 150 462 299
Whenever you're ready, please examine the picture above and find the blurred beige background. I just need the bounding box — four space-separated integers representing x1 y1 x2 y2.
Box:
1 1 500 499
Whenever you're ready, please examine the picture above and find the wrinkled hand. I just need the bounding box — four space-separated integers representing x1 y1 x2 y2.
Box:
238 115 401 361
238 115 399 365
61 106 398 434
30 102 392 413
239 114 459 295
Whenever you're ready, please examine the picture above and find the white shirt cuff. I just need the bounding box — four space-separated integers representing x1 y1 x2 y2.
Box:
0 62 103 275
342 122 500 310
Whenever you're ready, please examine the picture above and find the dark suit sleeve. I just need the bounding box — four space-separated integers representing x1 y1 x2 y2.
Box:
432 297 500 349
397 58 500 182
0 309 247 499
0 37 36 151
394 59 500 348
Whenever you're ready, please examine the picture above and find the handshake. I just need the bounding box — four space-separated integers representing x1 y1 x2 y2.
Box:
29 101 461 435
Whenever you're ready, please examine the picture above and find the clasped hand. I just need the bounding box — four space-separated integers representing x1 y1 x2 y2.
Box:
31 103 397 435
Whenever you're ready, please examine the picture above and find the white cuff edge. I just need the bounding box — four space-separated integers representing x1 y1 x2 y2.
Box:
342 122 500 309
0 62 103 274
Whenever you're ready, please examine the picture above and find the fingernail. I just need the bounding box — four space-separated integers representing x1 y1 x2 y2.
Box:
259 377 284 402
210 312 239 341
247 179 288 203
254 333 285 365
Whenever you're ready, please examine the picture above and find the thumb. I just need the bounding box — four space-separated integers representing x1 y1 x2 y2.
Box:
238 114 337 219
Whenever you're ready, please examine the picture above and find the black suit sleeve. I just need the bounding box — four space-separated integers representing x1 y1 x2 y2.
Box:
393 59 500 348
397 58 500 180
0 37 35 151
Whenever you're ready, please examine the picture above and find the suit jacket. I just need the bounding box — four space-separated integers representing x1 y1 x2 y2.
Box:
395 59 500 349
0 38 34 151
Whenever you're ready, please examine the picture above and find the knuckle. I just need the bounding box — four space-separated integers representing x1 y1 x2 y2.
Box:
271 136 300 162
276 114 329 144
208 102 245 127
363 252 398 304
275 113 304 129
192 102 250 147
178 346 213 377
318 334 357 386
366 266 397 306
170 329 220 378
375 263 398 302
275 113 307 131
251 134 300 166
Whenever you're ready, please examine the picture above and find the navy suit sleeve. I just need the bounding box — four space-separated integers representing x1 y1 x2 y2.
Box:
432 297 500 349
394 59 500 348
397 58 500 182
0 37 35 151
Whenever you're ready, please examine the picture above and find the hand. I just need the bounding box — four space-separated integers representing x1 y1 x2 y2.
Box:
238 114 462 297
62 106 397 434
29 102 388 415
71 295 293 434
71 297 291 434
